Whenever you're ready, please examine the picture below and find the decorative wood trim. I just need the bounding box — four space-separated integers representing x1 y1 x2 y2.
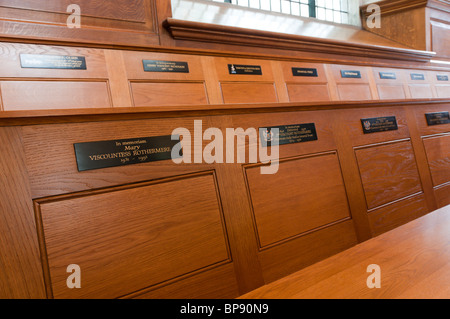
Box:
163 18 435 63
0 99 449 127
361 0 450 17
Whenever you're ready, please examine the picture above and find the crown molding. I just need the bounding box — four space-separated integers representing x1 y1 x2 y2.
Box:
164 18 435 63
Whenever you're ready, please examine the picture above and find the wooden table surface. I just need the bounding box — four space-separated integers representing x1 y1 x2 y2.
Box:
240 205 450 299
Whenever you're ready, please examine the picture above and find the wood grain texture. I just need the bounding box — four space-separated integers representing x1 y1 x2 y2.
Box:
0 0 159 47
1 81 111 110
240 204 450 299
286 84 331 102
245 153 351 248
367 193 428 236
131 81 208 106
37 173 231 299
423 134 450 187
0 127 46 298
21 117 214 198
355 140 423 210
220 82 278 104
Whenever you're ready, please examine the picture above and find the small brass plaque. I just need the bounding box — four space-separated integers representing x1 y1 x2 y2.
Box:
259 123 318 147
20 54 87 70
143 60 189 73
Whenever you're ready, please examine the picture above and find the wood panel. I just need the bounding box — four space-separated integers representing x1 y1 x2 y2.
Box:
430 71 450 98
214 57 277 104
1 81 111 110
36 173 231 299
435 183 450 208
220 82 278 104
328 65 373 101
0 0 159 47
0 127 46 299
131 82 208 106
245 152 351 248
371 67 407 100
21 117 214 198
431 19 450 59
423 134 450 187
280 62 331 102
355 140 422 210
406 70 434 99
367 193 428 236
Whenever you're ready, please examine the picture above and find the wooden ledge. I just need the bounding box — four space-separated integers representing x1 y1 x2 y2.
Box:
1 99 448 127
164 18 435 63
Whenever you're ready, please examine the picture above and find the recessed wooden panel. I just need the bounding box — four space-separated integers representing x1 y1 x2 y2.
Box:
435 85 450 98
372 68 406 100
368 193 428 236
423 134 450 187
431 20 450 59
131 82 208 106
355 140 422 210
407 71 433 98
435 183 450 208
281 62 328 83
409 84 434 98
220 82 278 104
377 84 406 100
286 84 330 102
214 58 274 82
0 0 159 46
37 173 230 299
1 81 111 110
245 152 351 248
337 84 372 101
413 105 450 137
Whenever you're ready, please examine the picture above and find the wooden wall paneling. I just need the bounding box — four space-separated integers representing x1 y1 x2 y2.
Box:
123 51 210 107
0 42 112 110
409 103 450 208
339 106 429 235
0 0 160 47
36 172 234 299
1 80 111 111
423 134 450 188
0 127 46 298
323 64 339 101
232 110 359 284
21 117 214 198
104 50 133 107
406 70 435 99
328 64 373 101
430 18 450 60
280 62 331 103
214 57 278 104
372 67 408 100
210 115 265 295
270 61 290 103
354 140 423 210
430 70 450 98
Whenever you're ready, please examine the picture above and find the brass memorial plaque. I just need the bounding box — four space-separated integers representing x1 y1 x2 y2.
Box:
74 135 181 171
361 116 398 134
20 54 87 69
259 123 318 147
425 112 450 126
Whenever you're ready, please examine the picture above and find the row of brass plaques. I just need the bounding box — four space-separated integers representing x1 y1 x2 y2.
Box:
18 54 450 82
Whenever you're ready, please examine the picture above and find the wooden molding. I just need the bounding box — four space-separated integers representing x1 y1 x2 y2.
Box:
163 18 435 63
361 0 450 17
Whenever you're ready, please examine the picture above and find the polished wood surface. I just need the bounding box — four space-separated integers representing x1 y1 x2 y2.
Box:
240 204 450 299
